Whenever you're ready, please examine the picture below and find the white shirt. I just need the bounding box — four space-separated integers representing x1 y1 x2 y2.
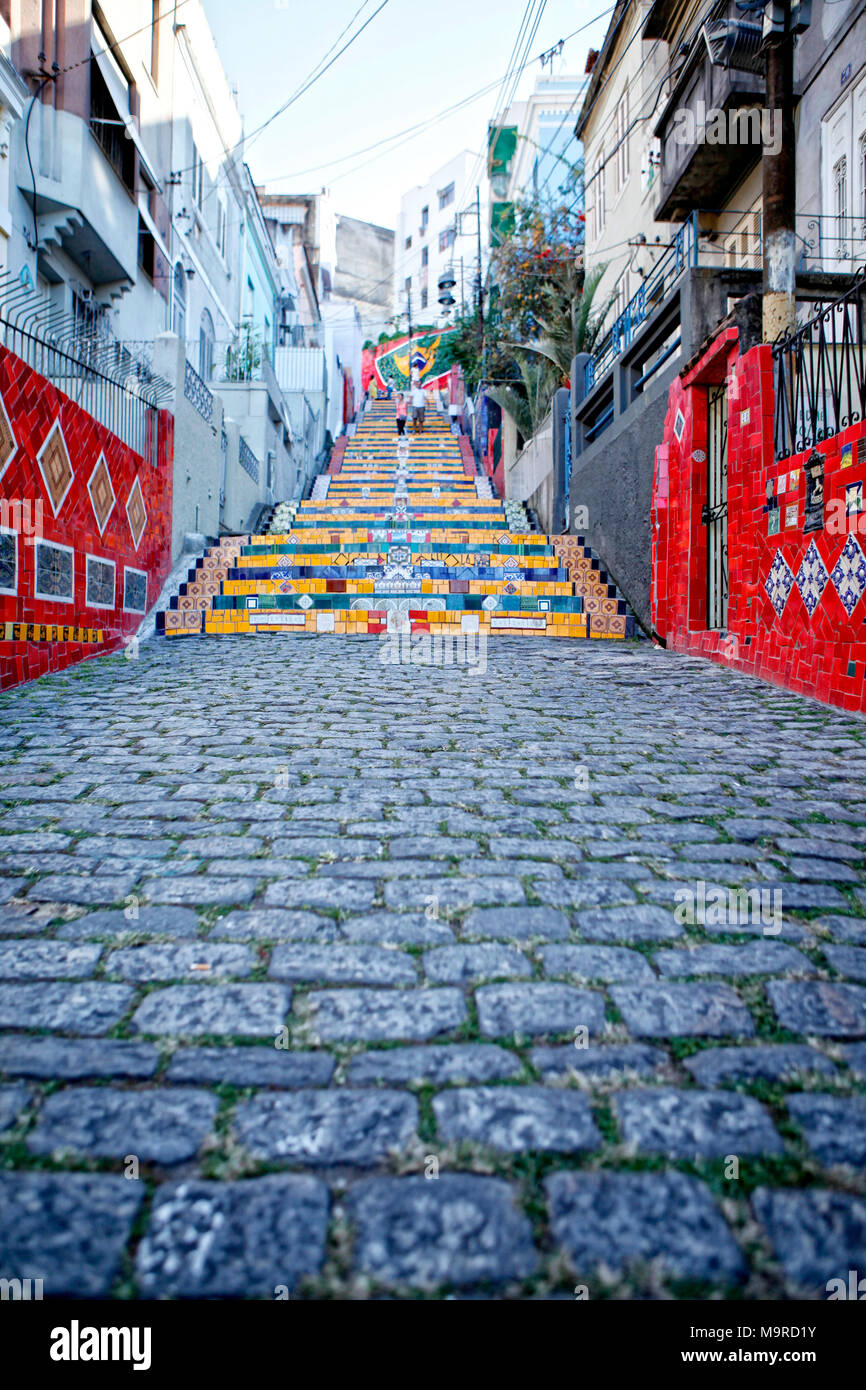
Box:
412 387 425 407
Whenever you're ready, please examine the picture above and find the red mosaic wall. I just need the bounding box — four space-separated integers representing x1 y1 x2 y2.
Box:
0 345 173 691
652 328 866 712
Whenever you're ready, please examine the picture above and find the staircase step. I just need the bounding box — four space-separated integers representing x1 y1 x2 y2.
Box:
160 404 636 641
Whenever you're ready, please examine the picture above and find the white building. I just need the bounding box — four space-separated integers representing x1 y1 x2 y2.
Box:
393 150 489 329
493 72 588 210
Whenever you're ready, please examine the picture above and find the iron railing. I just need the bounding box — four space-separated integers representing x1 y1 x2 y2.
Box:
772 265 866 460
238 435 260 483
0 267 171 461
184 358 213 423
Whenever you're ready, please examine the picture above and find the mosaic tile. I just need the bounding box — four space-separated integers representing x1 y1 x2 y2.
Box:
795 540 829 618
87 453 116 535
830 535 866 617
36 419 74 516
764 551 795 617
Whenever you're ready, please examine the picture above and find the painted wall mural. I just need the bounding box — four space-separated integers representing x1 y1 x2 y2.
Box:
0 345 173 691
363 327 458 394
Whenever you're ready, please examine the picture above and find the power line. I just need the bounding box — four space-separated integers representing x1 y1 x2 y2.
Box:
170 0 391 180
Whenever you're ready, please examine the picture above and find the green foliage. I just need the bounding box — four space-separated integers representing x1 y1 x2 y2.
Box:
477 191 610 439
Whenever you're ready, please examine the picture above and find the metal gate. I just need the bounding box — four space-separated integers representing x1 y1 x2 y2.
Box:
704 382 728 629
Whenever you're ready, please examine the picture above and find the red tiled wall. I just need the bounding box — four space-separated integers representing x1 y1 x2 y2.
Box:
652 330 866 712
0 346 173 691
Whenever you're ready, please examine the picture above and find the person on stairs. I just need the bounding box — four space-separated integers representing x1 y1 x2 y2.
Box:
411 380 426 434
395 391 408 436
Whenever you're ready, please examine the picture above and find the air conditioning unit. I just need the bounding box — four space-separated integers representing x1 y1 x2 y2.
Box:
702 16 764 73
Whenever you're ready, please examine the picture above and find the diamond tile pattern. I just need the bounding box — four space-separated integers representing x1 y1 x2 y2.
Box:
126 477 148 551
37 421 74 516
796 540 829 618
764 551 795 617
88 454 116 535
0 388 17 480
830 534 866 617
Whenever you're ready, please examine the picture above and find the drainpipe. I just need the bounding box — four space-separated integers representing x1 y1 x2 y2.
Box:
762 1 797 341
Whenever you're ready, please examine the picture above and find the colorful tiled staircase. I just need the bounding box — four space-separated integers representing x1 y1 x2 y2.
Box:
160 399 635 640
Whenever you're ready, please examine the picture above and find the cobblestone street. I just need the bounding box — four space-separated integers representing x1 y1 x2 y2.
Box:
1 635 866 1299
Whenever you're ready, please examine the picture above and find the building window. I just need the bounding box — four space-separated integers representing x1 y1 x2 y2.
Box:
438 182 455 210
834 155 848 224
438 227 454 253
150 1 160 83
199 309 215 380
860 132 866 222
192 146 204 210
405 235 412 250
138 215 156 279
421 288 428 309
404 276 411 293
172 261 186 339
420 205 429 233
593 154 606 237
615 91 629 192
421 246 428 267
216 198 227 257
89 51 134 193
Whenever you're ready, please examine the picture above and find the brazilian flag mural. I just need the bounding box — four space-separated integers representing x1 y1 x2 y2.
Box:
371 328 457 392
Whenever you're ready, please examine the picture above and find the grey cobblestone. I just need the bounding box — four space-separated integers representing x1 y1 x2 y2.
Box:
106 942 254 982
304 987 465 1042
0 1172 143 1295
433 1085 601 1152
347 1175 539 1287
546 1171 745 1282
475 983 605 1038
786 1093 866 1167
136 1177 329 1296
615 1088 783 1157
531 1043 668 1080
766 980 866 1036
268 944 417 985
233 1089 417 1165
612 983 755 1037
2 637 866 1297
752 1188 866 1290
0 981 134 1034
0 1035 159 1079
27 1087 218 1163
347 1043 522 1086
131 984 290 1037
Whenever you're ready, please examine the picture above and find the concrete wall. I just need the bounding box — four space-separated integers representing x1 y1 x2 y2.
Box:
507 410 553 514
569 267 763 632
153 332 223 556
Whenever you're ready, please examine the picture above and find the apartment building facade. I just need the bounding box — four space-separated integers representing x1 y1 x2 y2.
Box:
0 0 325 552
567 0 866 629
393 150 488 328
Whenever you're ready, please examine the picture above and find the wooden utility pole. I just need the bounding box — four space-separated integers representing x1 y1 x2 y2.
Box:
762 0 797 340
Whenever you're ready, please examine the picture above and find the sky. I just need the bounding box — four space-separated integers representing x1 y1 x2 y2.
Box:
203 0 614 230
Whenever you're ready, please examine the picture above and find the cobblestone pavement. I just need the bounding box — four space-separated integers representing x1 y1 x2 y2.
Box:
1 635 866 1300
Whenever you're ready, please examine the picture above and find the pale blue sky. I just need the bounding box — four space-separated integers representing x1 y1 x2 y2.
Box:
203 0 613 229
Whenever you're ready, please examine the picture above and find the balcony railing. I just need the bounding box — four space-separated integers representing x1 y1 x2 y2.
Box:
184 358 213 423
772 265 866 461
238 435 261 483
0 268 171 461
586 212 699 392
